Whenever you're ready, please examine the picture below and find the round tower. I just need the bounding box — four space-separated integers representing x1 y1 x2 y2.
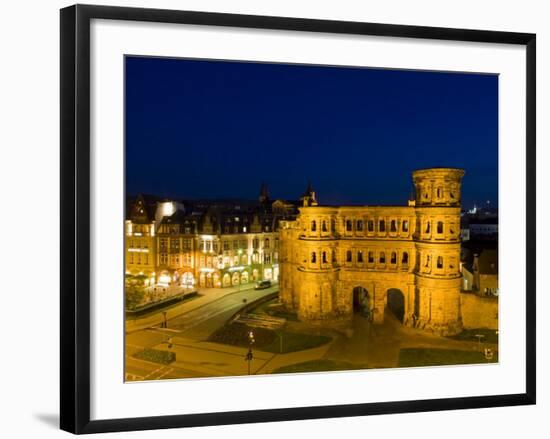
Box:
294 206 341 321
412 168 465 335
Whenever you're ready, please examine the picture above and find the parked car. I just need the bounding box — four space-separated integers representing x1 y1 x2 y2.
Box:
254 280 272 290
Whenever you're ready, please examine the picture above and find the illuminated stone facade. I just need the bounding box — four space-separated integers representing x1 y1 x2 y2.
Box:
279 168 465 335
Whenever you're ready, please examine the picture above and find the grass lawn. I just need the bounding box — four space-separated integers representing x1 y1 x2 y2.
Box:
398 348 498 368
208 322 331 354
446 328 499 344
273 359 366 374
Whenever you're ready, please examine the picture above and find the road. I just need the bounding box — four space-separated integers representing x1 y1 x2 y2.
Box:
125 284 278 380
161 285 277 339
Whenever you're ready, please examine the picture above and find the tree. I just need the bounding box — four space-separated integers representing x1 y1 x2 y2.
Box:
125 274 147 310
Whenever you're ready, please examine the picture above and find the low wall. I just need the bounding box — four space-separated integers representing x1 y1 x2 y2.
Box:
460 292 498 330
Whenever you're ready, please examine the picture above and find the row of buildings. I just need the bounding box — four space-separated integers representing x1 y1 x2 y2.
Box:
125 184 301 289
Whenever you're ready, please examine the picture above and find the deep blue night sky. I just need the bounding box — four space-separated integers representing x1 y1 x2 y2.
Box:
125 56 498 208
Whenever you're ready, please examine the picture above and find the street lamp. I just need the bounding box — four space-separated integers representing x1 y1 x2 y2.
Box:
238 249 243 292
245 330 255 375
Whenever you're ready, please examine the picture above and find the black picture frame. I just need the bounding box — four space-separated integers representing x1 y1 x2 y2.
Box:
60 4 536 434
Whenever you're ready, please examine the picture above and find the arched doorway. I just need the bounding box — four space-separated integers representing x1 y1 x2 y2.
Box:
180 272 194 288
241 271 249 284
352 287 371 317
231 272 240 286
387 288 405 323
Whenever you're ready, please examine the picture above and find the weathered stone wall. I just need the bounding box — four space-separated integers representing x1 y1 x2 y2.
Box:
279 168 468 335
460 292 498 329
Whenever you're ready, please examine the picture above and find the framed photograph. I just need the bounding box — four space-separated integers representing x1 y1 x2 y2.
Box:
60 4 536 434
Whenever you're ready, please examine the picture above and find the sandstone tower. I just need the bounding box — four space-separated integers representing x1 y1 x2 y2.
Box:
278 168 465 336
412 168 464 334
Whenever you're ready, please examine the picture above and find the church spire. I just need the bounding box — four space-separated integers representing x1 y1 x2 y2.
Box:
259 182 269 203
300 181 318 207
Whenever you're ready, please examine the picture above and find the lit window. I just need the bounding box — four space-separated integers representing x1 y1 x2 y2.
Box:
379 252 386 264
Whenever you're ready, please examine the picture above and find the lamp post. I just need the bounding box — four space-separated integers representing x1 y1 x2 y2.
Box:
245 330 255 375
238 249 243 292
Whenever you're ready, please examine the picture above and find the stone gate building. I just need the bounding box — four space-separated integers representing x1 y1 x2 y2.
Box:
279 168 465 335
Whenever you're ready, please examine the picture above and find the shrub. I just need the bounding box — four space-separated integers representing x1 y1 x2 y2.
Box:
133 348 175 364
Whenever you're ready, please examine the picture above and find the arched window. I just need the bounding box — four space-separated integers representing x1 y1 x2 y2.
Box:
330 219 336 232
311 252 316 263
379 220 386 232
357 220 364 231
367 220 374 232
264 238 270 249
332 250 337 263
357 251 363 263
391 252 397 264
322 251 327 263
437 187 442 198
390 220 397 232
346 250 352 262
322 221 327 232
437 221 444 234
425 221 431 233
379 252 386 263
311 220 317 231
368 251 374 263
402 252 409 265
402 220 409 232
437 256 443 268
425 255 431 267
346 220 353 232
